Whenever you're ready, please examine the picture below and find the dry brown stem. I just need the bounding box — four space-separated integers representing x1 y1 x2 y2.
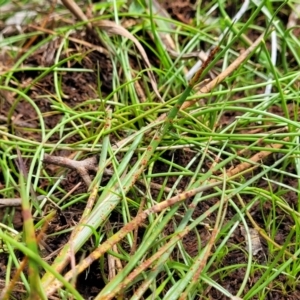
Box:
181 32 265 110
61 0 162 101
43 154 114 188
45 132 290 296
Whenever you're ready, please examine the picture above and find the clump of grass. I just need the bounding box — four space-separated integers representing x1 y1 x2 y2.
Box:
0 0 300 299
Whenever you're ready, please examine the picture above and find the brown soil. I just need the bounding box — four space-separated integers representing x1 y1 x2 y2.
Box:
0 1 300 299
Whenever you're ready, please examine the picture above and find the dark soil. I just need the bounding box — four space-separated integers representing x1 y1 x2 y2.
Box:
0 1 300 299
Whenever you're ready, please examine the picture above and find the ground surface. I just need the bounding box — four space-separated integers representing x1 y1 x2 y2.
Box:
1 1 300 299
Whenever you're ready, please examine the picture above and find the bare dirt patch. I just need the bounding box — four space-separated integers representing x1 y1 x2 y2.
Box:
0 1 300 299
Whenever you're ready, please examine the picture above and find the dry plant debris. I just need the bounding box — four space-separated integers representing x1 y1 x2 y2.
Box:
0 0 300 299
